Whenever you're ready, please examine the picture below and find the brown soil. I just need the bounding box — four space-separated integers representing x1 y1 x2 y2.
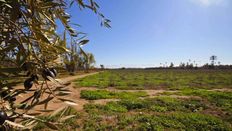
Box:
14 72 99 115
210 88 232 92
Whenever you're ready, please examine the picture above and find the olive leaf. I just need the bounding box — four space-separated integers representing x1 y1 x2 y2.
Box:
44 122 59 130
49 106 67 118
59 115 76 122
5 120 25 128
79 40 89 46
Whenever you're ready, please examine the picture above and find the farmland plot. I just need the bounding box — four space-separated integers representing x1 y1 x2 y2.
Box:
36 69 232 130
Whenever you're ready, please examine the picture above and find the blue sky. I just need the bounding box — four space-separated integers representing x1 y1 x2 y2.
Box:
62 0 232 68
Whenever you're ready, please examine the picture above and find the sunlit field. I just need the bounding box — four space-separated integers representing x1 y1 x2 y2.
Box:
2 0 232 130
76 69 232 90
34 69 232 130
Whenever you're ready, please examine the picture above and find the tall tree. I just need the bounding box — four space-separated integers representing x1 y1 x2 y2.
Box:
63 36 90 73
210 55 217 66
100 64 105 70
169 62 174 68
83 52 96 72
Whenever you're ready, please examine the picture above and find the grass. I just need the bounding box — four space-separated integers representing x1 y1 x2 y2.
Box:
83 96 208 113
80 96 231 130
75 69 232 90
81 107 231 130
77 70 232 130
33 106 81 131
84 102 128 114
163 89 232 114
80 90 148 100
133 112 230 131
36 69 232 130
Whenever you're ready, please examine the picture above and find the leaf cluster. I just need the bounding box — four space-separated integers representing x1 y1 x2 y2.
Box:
0 0 110 130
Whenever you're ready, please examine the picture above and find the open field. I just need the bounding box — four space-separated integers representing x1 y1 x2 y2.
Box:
75 69 232 90
35 69 232 130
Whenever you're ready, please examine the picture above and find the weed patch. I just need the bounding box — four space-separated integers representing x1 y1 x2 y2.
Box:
80 90 147 100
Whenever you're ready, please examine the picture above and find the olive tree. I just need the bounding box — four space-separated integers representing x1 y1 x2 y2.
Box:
0 0 110 130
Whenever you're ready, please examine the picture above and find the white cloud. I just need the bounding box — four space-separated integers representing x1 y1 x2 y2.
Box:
190 0 226 7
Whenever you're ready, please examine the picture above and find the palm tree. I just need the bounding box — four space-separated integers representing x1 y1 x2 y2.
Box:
83 53 96 72
63 35 91 73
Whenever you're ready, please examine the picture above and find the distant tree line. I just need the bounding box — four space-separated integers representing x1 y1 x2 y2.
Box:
145 64 232 70
148 55 232 70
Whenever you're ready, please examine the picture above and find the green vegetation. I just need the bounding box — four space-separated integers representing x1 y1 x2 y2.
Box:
74 70 232 130
84 102 128 114
80 90 148 100
163 89 232 114
34 107 80 130
35 69 232 130
75 70 232 90
84 96 208 113
81 97 231 130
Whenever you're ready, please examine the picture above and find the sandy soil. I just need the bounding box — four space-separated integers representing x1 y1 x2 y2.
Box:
14 72 99 115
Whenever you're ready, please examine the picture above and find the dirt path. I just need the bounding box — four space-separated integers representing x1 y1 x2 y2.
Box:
78 87 176 97
15 72 99 114
13 72 99 89
210 88 232 92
